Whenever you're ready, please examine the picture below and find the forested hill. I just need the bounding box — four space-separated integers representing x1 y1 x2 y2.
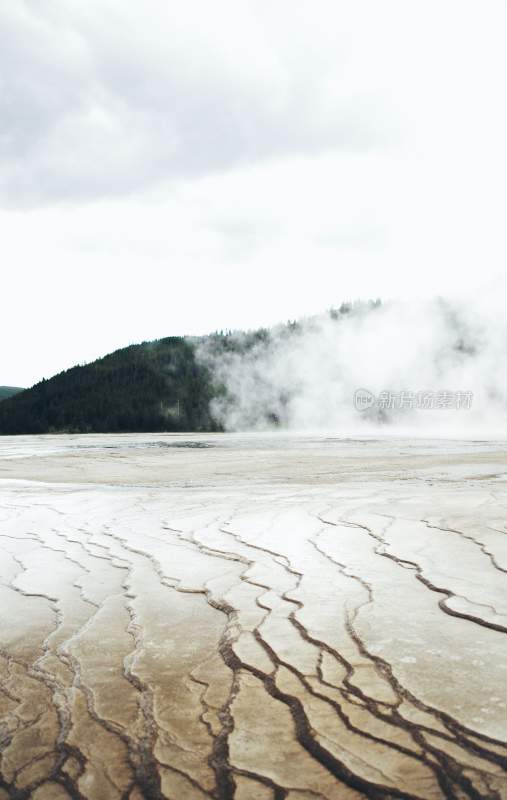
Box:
0 386 24 402
0 301 382 435
0 338 218 435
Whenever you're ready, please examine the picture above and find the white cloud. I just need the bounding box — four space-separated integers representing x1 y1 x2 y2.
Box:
1 0 507 386
0 0 384 206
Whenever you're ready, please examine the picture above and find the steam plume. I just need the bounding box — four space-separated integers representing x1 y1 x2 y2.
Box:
197 291 507 436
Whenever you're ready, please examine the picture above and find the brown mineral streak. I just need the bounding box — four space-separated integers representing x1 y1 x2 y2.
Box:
0 433 506 799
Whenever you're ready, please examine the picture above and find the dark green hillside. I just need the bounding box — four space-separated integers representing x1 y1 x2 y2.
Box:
0 386 24 401
0 338 218 434
0 302 382 435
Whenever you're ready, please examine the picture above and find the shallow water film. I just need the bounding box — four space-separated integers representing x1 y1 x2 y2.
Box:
0 433 506 799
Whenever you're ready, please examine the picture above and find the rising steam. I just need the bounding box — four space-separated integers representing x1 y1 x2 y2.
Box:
197 290 507 436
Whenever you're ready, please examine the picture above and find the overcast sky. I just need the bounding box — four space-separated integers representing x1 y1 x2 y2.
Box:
2 0 507 386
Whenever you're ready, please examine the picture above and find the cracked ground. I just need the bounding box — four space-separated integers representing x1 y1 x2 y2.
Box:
0 433 506 799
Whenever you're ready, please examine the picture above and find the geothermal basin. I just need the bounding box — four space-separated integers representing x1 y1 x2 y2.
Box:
0 433 506 799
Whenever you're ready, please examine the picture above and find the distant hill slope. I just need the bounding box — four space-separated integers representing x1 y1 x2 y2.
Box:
0 386 24 401
0 302 382 435
0 338 218 434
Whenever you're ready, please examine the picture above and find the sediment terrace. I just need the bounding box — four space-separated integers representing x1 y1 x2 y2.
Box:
0 433 506 799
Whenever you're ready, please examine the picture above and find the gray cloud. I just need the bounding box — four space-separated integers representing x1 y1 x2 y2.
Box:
0 1 387 206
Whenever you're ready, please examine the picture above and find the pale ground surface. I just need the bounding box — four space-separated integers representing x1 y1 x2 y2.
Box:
0 432 506 799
